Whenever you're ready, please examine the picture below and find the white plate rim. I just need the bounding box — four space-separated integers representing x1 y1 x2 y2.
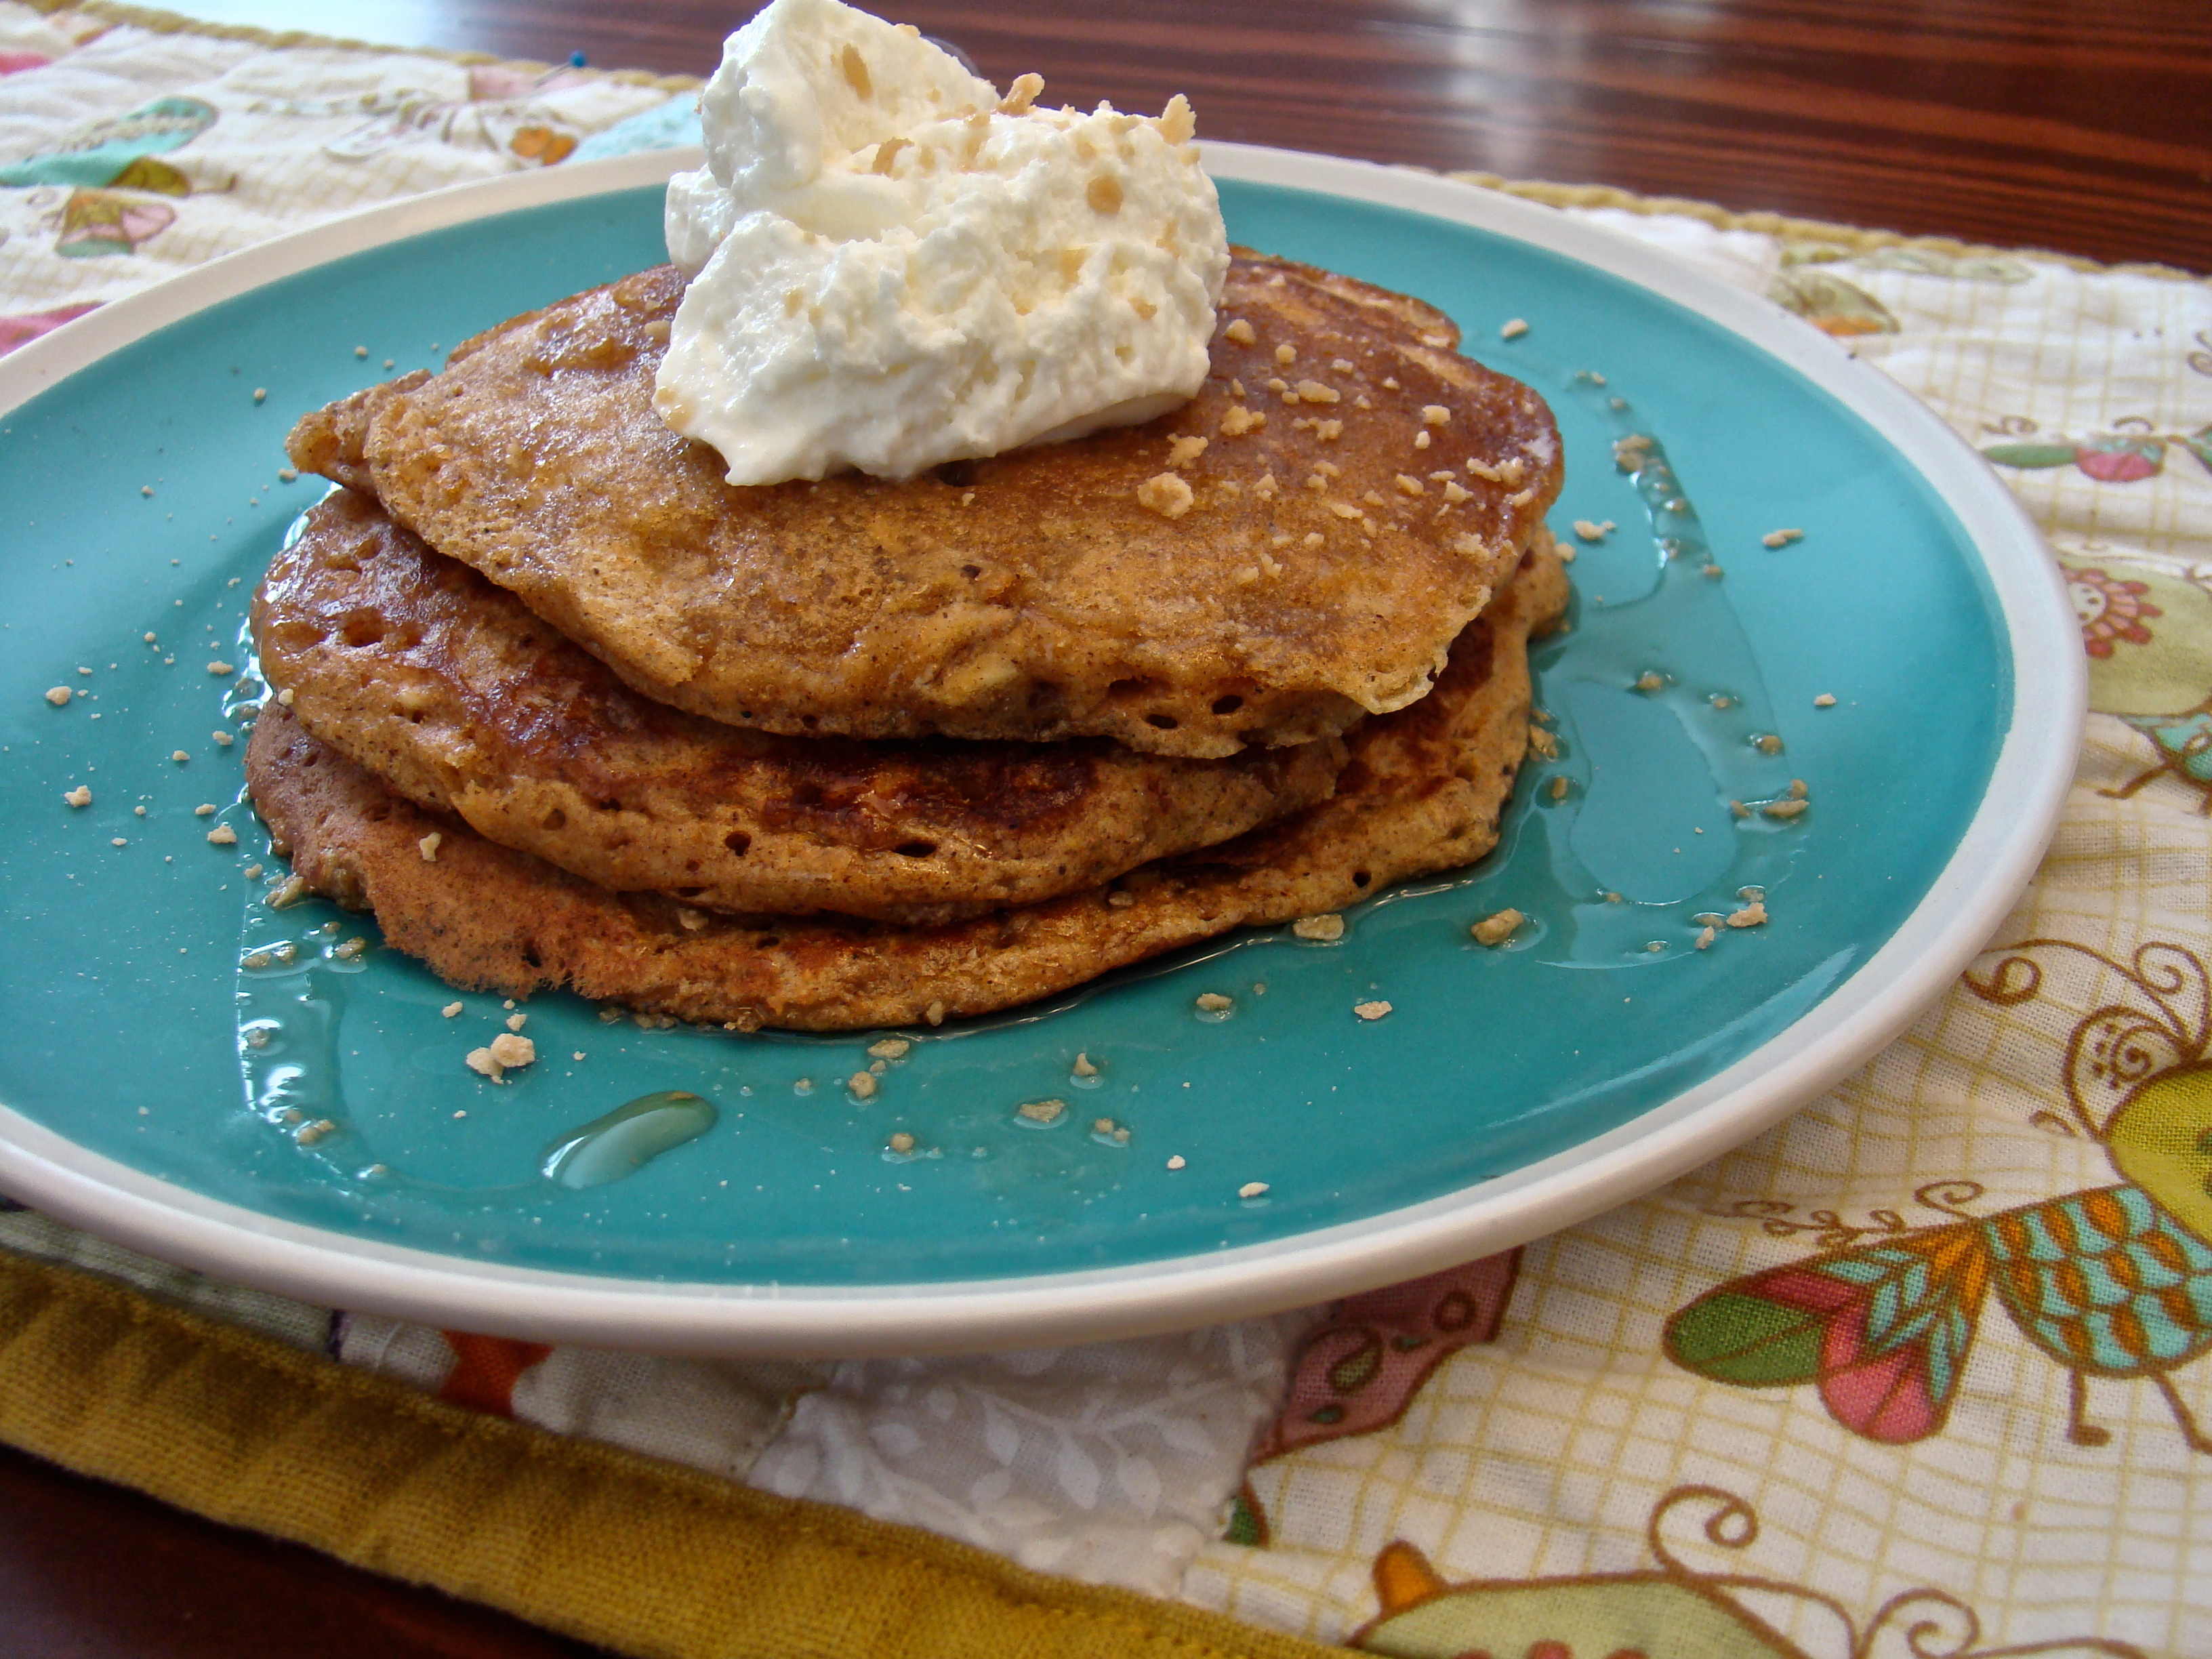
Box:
0 142 2084 1357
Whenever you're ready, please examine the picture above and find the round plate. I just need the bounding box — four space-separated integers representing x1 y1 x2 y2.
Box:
0 145 2080 1356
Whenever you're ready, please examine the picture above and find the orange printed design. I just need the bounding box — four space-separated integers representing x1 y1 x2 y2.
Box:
1667 941 2212 1454
1352 1486 2139 1658
509 125 578 167
437 1330 553 1417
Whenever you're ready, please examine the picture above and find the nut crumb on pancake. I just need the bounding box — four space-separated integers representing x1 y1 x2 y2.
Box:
1472 907 1522 946
1137 472 1196 518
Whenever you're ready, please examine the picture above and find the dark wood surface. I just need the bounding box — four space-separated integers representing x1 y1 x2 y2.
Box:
7 5 2208 1658
182 0 2211 269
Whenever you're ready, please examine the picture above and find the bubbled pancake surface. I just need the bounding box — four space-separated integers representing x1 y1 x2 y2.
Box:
287 251 1562 760
244 537 1568 1033
254 489 1347 927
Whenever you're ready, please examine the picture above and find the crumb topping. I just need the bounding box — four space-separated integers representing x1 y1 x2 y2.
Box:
1136 472 1195 518
1224 319 1256 346
1500 319 1529 340
1353 1000 1392 1021
1761 527 1804 548
1292 914 1345 941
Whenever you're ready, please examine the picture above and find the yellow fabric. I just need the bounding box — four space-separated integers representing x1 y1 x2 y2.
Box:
0 1250 1346 1659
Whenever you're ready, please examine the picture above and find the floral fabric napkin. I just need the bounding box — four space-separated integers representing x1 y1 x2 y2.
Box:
4 6 2211 1656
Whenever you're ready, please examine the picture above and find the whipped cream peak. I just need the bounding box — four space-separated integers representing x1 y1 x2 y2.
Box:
654 0 1229 486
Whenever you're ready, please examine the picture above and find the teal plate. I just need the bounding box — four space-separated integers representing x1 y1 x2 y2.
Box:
0 148 2079 1355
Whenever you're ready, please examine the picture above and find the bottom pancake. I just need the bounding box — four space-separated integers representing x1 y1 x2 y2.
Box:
244 541 1568 1032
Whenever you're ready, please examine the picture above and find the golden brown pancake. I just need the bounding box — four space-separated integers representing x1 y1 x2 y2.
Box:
255 488 1345 927
244 535 1567 1032
289 251 1561 760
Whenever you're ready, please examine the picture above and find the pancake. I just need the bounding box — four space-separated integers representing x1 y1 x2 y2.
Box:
243 534 1568 1033
288 251 1561 760
255 488 1345 927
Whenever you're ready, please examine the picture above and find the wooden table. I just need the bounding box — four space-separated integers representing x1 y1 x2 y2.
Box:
4 3 2207 1655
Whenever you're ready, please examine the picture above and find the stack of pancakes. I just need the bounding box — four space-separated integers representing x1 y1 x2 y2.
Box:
248 251 1568 1031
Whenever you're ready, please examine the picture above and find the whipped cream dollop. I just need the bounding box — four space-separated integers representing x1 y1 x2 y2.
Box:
654 0 1229 485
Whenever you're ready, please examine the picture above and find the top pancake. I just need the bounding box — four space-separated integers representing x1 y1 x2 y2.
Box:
289 251 1561 759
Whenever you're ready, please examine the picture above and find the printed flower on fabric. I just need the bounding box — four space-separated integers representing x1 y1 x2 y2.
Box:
2068 565 2159 658
2054 555 2212 720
